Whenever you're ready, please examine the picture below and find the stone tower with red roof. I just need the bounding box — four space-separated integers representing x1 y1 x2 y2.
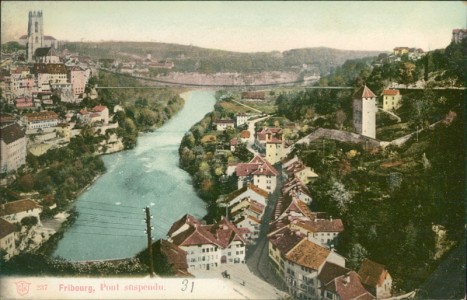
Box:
353 85 377 139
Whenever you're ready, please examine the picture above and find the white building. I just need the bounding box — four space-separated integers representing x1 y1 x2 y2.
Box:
382 89 402 111
23 111 59 130
68 66 87 97
92 105 109 124
236 155 279 193
353 85 377 139
168 215 248 271
0 199 42 225
0 124 27 173
214 119 235 131
236 113 248 127
221 183 269 207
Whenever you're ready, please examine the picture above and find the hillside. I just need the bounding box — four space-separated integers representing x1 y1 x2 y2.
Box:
61 41 382 75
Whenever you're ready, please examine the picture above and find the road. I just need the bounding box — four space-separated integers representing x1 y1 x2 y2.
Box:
245 115 271 156
245 166 289 293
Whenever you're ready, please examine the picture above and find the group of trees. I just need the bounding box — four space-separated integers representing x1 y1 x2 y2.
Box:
295 95 464 291
63 41 381 75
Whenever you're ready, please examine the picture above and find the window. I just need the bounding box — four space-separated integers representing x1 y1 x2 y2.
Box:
35 21 38 33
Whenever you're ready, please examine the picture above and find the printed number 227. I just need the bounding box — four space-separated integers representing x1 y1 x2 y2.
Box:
181 279 194 293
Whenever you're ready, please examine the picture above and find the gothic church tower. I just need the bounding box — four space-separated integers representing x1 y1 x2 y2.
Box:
27 11 44 62
352 85 377 139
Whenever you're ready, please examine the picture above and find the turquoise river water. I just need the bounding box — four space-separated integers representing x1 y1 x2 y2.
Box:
53 90 215 261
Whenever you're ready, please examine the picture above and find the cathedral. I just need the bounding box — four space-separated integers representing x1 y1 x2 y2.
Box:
21 11 58 62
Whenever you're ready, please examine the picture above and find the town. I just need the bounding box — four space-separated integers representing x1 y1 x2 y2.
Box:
0 6 465 300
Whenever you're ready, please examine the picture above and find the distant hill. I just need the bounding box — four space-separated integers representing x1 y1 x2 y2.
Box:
61 41 383 75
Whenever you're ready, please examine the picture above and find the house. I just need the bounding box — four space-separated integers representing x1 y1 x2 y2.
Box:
15 97 34 109
23 111 59 130
149 239 192 277
0 219 17 260
214 119 235 131
230 198 265 241
167 214 248 271
284 239 346 299
220 183 269 207
393 47 409 56
452 29 467 44
266 137 285 165
32 63 68 92
0 199 42 225
240 130 250 142
92 105 109 124
241 91 265 100
268 227 306 277
282 178 313 204
0 123 27 173
236 155 279 193
283 156 319 185
68 66 87 98
353 85 377 139
321 270 375 300
255 127 282 152
268 225 347 299
358 259 392 298
382 89 402 111
236 113 248 127
271 195 344 248
230 138 238 152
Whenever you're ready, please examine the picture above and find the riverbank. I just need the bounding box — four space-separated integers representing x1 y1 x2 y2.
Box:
51 90 215 261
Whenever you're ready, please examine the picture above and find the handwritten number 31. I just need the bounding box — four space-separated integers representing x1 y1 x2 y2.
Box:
181 279 194 293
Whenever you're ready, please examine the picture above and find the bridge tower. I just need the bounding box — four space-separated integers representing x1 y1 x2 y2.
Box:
353 85 377 139
27 10 44 62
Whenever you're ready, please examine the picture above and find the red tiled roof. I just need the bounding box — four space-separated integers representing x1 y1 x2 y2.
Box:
358 259 390 288
353 85 376 99
236 163 260 177
294 217 344 233
154 239 191 276
0 199 41 216
323 271 375 300
208 217 247 248
167 214 201 237
286 239 330 270
0 123 25 144
171 225 220 247
269 227 305 255
383 89 399 96
0 219 17 239
240 130 251 138
318 262 351 286
241 91 265 100
251 162 279 176
92 105 108 112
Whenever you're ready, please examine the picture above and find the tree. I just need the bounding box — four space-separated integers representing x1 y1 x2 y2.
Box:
326 179 352 214
335 109 347 130
18 174 35 192
233 142 253 162
347 243 368 270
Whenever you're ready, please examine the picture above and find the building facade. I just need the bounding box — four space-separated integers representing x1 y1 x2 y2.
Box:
0 124 27 173
382 89 402 111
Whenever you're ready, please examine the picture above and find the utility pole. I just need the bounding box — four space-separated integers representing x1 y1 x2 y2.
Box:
145 206 155 277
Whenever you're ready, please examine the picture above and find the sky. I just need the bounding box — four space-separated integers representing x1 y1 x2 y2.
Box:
1 1 466 53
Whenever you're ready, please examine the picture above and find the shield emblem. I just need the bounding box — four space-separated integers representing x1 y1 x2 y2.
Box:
15 281 31 296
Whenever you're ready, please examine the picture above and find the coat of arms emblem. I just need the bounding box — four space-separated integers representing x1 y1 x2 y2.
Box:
15 281 31 296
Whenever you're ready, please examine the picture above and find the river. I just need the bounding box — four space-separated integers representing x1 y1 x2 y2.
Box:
53 90 216 261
